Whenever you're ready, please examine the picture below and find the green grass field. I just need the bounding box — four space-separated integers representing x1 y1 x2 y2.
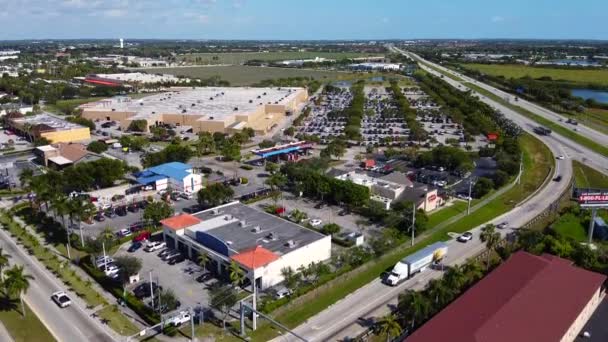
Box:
427 201 468 227
465 82 608 157
248 133 552 341
96 305 140 336
145 65 391 86
462 63 608 86
178 51 381 65
552 213 587 242
573 160 608 188
578 108 608 135
0 300 56 342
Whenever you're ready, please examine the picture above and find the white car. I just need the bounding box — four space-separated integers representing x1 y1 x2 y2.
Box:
169 311 191 326
51 291 72 308
310 219 323 227
117 228 132 237
144 241 166 252
104 264 121 276
95 256 114 269
557 155 565 160
457 232 473 242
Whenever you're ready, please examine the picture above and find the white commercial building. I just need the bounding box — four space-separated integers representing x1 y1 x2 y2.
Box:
161 202 331 290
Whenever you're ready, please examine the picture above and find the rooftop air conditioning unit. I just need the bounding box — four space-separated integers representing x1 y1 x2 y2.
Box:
251 226 261 233
239 220 247 227
212 209 220 215
285 240 297 248
267 232 278 241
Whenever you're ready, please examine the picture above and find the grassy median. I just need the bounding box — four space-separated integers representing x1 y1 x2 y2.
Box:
573 160 608 188
465 82 608 157
249 133 553 341
0 299 56 342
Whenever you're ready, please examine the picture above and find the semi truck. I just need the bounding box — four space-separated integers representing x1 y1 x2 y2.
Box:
384 242 448 286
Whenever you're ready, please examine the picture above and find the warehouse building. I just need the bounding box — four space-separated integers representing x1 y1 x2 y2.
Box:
80 87 308 135
161 201 331 289
6 113 90 143
406 251 607 342
134 162 203 194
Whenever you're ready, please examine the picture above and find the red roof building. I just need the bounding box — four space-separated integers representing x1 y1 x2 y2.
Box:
231 246 279 270
406 251 606 342
160 214 201 231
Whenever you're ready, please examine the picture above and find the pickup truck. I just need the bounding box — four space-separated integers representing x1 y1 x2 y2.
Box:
169 311 191 326
385 242 448 286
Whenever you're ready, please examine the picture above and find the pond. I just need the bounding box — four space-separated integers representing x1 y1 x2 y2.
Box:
571 88 608 104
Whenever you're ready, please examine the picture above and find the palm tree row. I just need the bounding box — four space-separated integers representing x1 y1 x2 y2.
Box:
20 169 97 249
0 248 34 318
394 260 485 336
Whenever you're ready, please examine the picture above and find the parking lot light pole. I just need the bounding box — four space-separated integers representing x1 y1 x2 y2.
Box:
410 202 416 247
102 242 107 272
149 271 154 310
467 178 474 215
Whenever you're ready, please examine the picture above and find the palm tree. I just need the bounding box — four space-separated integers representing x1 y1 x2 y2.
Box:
375 314 402 342
425 278 454 312
461 261 484 286
0 248 10 282
443 265 467 292
480 224 501 270
197 252 209 272
4 265 34 318
397 290 430 330
229 260 245 286
18 168 33 192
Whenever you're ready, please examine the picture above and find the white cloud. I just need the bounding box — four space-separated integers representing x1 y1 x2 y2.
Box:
491 16 504 23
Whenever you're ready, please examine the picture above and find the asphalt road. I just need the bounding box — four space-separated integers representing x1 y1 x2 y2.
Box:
0 214 117 342
270 48 601 342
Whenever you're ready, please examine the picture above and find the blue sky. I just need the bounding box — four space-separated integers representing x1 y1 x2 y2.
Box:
0 0 606 40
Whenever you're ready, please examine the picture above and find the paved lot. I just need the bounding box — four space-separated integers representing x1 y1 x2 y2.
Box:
255 192 382 239
117 242 213 310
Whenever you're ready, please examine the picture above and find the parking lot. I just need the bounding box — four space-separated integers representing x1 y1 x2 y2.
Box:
361 86 409 146
296 87 351 139
116 242 213 310
255 192 382 240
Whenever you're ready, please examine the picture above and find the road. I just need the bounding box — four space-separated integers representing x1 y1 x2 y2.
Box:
399 48 608 173
0 221 117 342
271 48 608 342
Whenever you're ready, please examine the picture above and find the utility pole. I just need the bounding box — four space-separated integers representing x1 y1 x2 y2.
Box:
102 242 107 272
149 271 154 311
190 307 195 342
411 202 416 247
467 178 474 215
588 208 598 243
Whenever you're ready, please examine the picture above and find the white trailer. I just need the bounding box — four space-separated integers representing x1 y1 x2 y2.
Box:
385 242 448 286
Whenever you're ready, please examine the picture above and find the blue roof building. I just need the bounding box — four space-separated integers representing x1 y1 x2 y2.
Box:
135 162 202 193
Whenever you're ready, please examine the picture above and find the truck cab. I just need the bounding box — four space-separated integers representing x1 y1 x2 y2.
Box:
385 262 409 286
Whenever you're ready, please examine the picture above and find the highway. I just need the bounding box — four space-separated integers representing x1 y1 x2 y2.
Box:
0 218 117 342
400 49 608 173
271 48 608 342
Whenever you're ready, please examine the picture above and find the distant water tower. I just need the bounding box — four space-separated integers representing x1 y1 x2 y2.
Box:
119 38 124 49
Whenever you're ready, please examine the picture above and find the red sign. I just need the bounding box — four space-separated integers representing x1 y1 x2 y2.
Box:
487 133 499 141
428 194 437 202
579 194 608 203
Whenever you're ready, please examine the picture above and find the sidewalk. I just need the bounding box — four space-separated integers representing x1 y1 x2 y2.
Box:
0 321 15 342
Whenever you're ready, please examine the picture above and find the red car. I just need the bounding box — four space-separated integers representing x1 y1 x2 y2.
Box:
275 207 286 215
133 231 151 242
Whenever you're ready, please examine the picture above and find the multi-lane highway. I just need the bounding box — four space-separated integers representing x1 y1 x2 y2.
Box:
272 48 608 342
0 211 117 342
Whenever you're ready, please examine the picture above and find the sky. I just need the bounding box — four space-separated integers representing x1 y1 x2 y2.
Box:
0 0 607 40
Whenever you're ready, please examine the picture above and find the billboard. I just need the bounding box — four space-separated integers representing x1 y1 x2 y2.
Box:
574 188 608 207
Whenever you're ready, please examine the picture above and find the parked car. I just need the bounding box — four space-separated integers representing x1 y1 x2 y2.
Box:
105 209 117 219
497 222 508 229
273 287 292 299
144 241 166 252
162 251 182 261
168 254 186 265
457 232 473 243
117 228 132 237
128 242 143 253
338 209 350 216
133 231 151 242
95 256 114 269
115 206 127 216
51 291 72 308
133 282 162 299
195 273 213 283
310 219 323 226
169 311 191 326
314 203 325 209
158 249 173 258
104 264 121 276
94 212 106 222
